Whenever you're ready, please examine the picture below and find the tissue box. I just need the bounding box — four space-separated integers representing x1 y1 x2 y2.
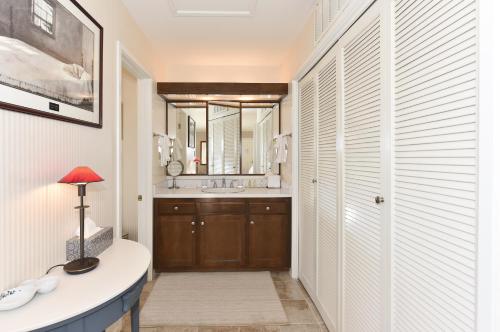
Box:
66 227 113 261
267 175 281 188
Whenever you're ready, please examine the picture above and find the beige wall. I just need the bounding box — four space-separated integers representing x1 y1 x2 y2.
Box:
281 12 315 82
152 96 167 184
0 0 157 289
279 11 315 187
121 68 138 241
280 94 293 186
157 64 284 83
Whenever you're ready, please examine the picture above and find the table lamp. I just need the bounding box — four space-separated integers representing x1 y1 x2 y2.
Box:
59 166 104 274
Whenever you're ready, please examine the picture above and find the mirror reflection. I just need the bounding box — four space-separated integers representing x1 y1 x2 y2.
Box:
168 105 207 175
167 101 280 175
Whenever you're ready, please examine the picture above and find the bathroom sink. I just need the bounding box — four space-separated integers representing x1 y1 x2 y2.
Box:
201 187 245 194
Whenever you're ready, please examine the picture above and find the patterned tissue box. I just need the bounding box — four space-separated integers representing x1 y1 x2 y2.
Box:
66 227 113 261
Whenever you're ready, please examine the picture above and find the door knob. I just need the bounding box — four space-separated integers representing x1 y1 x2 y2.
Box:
375 196 385 204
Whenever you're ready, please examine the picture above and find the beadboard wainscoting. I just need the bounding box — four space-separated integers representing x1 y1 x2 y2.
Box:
0 0 158 290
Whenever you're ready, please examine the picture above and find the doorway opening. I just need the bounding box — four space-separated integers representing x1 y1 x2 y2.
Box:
121 67 138 241
115 42 154 277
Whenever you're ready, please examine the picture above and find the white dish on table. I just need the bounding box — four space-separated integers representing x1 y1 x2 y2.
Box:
0 284 37 311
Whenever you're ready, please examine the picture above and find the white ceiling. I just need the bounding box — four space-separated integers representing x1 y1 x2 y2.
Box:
120 0 315 69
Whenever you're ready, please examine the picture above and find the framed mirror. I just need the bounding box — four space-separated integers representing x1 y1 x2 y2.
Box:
166 100 280 176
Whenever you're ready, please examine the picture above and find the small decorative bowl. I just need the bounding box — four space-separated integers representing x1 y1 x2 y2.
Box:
36 276 59 294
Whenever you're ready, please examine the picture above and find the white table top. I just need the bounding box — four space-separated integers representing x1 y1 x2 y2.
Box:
0 239 151 332
154 187 292 198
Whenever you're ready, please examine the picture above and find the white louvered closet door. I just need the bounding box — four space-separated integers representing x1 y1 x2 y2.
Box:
298 74 317 293
393 0 478 330
339 3 385 331
316 48 339 330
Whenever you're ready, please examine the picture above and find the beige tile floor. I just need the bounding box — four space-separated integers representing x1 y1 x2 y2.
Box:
113 272 328 332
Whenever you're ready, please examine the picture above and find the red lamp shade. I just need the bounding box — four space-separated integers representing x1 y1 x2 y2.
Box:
58 166 104 184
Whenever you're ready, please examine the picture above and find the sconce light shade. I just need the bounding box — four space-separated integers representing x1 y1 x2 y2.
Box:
59 166 104 184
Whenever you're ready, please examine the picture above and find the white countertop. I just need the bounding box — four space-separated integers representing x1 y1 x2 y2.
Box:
154 187 292 198
0 239 151 332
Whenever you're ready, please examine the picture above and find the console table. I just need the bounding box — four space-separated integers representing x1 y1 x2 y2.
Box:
0 239 151 332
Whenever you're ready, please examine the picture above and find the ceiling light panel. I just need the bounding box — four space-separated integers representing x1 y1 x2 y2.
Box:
168 0 257 17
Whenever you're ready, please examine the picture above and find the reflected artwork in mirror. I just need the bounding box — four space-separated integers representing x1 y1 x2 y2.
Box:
166 100 280 176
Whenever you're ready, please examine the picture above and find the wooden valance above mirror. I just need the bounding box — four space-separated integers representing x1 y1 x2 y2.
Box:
157 82 288 100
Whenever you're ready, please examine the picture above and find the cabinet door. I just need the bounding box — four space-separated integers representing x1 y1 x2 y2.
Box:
248 215 289 268
199 214 246 268
154 215 196 269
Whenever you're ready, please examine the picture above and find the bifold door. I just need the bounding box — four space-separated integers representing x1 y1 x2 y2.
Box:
338 4 386 332
298 1 389 331
298 74 317 293
392 0 478 330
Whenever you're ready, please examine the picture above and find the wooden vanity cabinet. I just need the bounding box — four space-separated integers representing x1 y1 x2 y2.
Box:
153 197 291 271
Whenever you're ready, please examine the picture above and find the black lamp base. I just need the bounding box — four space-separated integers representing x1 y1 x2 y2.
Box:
64 257 100 275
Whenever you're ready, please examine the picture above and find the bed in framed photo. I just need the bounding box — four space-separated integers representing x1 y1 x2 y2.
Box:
0 0 103 128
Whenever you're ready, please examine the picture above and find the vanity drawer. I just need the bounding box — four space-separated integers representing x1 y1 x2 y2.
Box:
156 200 196 215
197 199 246 215
248 200 289 214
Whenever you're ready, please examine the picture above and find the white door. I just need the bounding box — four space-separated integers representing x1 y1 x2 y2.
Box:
338 2 386 331
298 73 318 293
392 0 478 330
316 46 339 330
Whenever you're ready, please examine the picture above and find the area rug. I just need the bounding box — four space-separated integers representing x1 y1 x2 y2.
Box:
140 271 288 326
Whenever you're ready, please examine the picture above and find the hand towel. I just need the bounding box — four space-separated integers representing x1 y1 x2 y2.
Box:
158 135 170 166
274 134 288 164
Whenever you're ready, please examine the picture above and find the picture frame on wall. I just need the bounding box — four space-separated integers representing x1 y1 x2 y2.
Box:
188 116 196 148
0 0 103 128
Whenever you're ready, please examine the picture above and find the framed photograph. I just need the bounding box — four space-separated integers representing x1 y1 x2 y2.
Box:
200 141 207 165
0 0 103 128
188 116 196 148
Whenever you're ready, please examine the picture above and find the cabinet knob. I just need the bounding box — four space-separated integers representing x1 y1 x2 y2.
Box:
375 196 385 204
173 206 179 211
250 220 255 225
192 230 195 234
312 178 317 184
266 206 271 211
191 221 195 225
201 221 205 226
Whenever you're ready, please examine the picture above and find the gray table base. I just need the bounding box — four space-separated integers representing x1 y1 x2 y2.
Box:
34 273 147 332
